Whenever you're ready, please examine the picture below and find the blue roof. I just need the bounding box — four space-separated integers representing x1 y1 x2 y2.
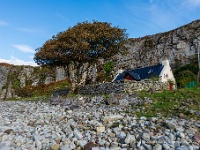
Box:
128 72 141 80
114 71 141 81
114 73 126 81
113 64 164 81
132 64 164 80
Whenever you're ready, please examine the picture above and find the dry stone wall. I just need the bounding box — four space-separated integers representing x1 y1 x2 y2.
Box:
77 80 169 95
76 82 124 95
124 80 169 94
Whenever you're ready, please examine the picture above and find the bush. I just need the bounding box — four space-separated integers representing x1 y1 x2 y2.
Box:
176 70 196 88
174 56 198 76
13 80 20 89
104 61 114 76
145 39 154 48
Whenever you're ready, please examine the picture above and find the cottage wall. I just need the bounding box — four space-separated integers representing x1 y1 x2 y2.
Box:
159 60 176 89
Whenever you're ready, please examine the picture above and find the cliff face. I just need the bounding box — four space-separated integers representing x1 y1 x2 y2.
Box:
113 20 200 70
0 64 67 99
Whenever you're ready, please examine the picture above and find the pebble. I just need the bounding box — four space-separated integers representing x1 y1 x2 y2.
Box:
153 144 162 150
0 95 199 149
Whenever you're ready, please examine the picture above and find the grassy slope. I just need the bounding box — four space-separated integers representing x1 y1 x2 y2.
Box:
135 87 200 119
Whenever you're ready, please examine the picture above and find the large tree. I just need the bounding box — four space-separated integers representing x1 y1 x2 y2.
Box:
34 21 128 92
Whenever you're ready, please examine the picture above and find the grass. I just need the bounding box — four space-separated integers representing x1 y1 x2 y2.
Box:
7 96 47 102
135 87 200 119
8 79 70 101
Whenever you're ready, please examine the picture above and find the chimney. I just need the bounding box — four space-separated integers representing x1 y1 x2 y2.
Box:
162 59 169 66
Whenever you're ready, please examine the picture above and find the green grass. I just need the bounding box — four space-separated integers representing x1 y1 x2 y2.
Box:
135 87 200 119
9 79 70 101
7 96 47 102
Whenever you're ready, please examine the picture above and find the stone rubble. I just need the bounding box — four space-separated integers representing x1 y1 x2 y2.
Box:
0 95 199 150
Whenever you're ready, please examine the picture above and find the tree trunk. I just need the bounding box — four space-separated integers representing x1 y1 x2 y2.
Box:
68 62 90 93
68 61 77 93
67 61 98 93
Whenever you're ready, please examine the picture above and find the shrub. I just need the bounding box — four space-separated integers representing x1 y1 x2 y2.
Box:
174 56 198 76
176 70 196 88
13 80 20 89
145 39 154 48
104 61 114 76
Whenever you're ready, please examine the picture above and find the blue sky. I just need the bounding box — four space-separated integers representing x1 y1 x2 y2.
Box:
0 0 200 66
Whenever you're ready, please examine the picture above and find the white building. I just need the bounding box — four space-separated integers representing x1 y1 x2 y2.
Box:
113 59 176 89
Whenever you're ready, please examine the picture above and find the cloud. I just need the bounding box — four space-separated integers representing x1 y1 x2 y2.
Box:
0 20 9 26
125 1 177 35
123 0 200 37
146 1 178 30
0 56 37 66
183 0 200 7
18 27 45 34
55 12 67 21
13 44 35 53
129 0 200 35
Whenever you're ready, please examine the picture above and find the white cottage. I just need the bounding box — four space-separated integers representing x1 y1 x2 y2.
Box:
113 59 176 89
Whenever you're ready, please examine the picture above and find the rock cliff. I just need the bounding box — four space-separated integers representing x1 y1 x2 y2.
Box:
114 20 200 70
0 64 67 99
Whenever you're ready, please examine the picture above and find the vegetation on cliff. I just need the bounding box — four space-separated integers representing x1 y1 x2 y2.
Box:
16 79 69 99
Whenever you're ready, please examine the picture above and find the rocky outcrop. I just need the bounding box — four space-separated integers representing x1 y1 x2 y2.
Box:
67 62 97 92
113 20 200 70
0 65 9 92
0 64 62 100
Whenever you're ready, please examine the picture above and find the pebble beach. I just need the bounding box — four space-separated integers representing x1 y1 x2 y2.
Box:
0 95 200 150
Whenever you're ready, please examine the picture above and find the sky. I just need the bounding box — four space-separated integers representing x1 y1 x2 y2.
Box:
0 0 200 66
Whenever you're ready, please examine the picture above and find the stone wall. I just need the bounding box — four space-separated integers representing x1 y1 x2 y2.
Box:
77 80 169 95
124 80 169 94
76 82 125 95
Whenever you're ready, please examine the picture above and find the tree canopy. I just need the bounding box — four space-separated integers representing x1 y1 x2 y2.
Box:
34 21 128 67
